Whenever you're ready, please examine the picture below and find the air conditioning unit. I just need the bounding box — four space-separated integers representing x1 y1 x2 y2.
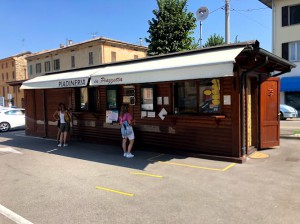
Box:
123 85 135 105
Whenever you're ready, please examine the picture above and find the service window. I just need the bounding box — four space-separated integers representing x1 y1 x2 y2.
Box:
106 86 118 110
199 79 220 113
75 87 99 112
174 78 221 114
141 85 156 111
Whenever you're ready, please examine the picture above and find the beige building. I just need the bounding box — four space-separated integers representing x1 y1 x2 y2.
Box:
27 37 148 78
259 0 300 113
0 52 31 108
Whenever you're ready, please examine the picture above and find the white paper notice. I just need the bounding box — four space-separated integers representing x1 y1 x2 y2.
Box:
157 97 162 105
223 95 231 105
163 97 169 105
141 111 147 118
158 108 167 120
147 112 156 118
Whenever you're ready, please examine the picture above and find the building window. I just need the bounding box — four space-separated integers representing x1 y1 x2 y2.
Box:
282 4 300 26
106 86 118 109
141 85 156 111
282 41 300 62
53 59 60 70
89 52 93 65
12 61 14 67
289 41 300 62
29 65 33 75
71 56 75 68
134 55 138 59
36 63 42 74
75 87 99 112
2 87 5 96
45 61 51 72
6 73 8 80
2 73 3 80
111 51 116 62
174 79 221 114
12 71 15 79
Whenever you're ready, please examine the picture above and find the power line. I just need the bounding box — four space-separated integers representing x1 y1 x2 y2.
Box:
231 10 271 30
230 7 269 12
209 5 224 15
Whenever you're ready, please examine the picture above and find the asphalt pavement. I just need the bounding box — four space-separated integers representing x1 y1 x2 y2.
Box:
0 129 299 224
280 118 300 139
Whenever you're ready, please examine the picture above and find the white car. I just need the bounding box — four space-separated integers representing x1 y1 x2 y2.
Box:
0 108 25 132
280 104 298 120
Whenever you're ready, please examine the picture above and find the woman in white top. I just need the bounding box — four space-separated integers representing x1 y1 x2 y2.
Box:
53 103 71 147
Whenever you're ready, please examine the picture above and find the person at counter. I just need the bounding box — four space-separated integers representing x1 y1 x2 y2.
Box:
119 104 135 158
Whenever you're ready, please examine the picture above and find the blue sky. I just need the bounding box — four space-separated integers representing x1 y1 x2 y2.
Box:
0 0 271 59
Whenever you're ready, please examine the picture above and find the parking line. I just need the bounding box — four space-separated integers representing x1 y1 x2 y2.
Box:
147 153 165 161
96 186 134 197
131 172 163 178
221 163 236 171
0 204 33 224
148 154 236 172
157 161 226 171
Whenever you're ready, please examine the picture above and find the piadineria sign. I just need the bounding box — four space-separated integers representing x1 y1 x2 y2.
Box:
58 79 87 87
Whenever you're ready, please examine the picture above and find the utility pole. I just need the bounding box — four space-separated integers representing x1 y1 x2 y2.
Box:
225 0 230 44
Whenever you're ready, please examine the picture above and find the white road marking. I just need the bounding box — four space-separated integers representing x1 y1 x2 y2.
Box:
46 148 59 153
0 147 22 154
0 204 33 224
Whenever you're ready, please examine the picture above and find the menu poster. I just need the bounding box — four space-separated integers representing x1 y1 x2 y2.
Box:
106 110 119 123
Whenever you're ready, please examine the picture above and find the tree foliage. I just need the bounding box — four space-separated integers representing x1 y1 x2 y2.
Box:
203 33 225 47
146 0 197 56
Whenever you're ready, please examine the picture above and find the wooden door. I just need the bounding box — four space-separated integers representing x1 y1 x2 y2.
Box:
260 77 280 148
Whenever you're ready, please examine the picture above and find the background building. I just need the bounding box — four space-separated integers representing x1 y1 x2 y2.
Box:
26 37 148 78
0 52 31 108
259 0 300 114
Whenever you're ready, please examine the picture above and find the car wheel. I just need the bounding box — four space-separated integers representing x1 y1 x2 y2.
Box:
0 122 11 132
280 112 287 120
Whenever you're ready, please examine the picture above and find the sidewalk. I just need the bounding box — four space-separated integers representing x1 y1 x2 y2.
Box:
280 118 300 139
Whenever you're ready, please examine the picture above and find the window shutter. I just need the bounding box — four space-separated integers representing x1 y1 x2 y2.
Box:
282 43 289 60
282 6 288 27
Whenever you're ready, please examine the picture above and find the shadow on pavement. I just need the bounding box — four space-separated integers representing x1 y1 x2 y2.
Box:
0 130 188 171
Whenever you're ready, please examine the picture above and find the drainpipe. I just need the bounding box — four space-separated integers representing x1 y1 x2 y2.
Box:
240 56 269 156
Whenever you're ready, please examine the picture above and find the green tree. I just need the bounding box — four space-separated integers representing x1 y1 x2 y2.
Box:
146 0 197 56
203 34 225 47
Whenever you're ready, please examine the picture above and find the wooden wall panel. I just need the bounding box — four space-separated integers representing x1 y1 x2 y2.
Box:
45 89 74 139
25 77 241 159
70 80 237 157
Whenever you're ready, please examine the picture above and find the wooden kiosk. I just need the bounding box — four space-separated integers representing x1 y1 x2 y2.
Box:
21 41 295 162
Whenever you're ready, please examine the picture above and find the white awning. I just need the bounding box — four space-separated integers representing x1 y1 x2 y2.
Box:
20 47 245 90
90 47 245 86
20 68 101 89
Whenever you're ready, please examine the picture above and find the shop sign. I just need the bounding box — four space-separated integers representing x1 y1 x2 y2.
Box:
93 77 123 85
58 79 87 87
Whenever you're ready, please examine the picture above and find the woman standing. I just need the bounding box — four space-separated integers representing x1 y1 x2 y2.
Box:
53 103 71 147
119 104 134 158
53 104 61 144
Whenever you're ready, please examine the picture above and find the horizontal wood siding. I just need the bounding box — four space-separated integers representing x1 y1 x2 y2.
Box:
24 77 240 158
45 89 74 139
24 90 35 136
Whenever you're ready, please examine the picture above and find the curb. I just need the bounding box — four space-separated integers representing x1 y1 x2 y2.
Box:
280 135 300 139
